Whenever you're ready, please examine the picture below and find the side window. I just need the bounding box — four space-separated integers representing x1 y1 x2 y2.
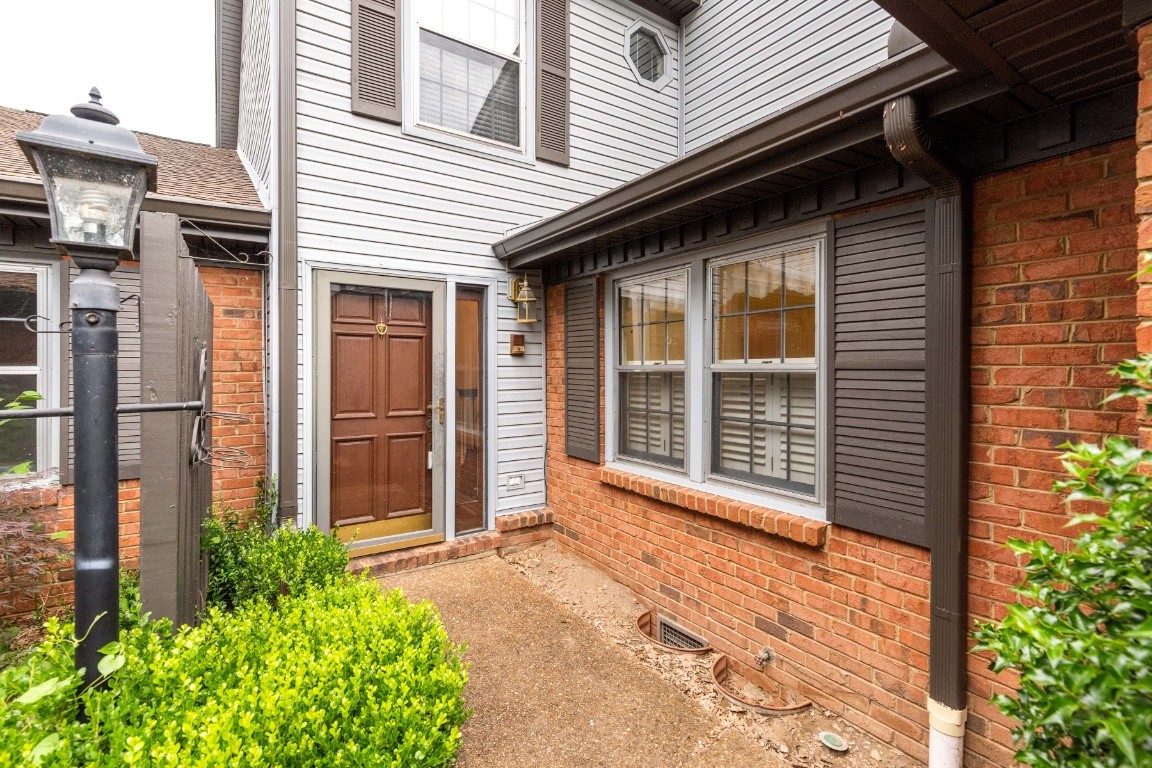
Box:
0 262 57 475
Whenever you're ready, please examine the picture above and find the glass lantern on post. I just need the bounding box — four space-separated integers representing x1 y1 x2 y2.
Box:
16 89 157 691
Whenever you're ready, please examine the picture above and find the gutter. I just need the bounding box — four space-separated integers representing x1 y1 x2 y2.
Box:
883 94 970 768
494 44 955 266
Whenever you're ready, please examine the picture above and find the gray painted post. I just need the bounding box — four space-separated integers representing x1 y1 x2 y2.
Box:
139 212 213 625
139 212 182 623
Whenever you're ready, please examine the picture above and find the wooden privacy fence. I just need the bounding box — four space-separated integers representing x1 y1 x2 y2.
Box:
139 212 213 626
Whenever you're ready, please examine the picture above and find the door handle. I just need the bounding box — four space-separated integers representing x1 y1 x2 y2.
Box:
426 397 445 425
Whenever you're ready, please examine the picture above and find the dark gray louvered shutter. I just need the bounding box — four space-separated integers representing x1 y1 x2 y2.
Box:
62 263 142 480
536 0 570 165
351 0 402 123
565 278 599 462
831 202 928 547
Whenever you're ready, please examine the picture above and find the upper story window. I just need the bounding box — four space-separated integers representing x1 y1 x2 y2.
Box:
0 260 58 476
412 0 525 149
624 20 672 91
610 235 824 504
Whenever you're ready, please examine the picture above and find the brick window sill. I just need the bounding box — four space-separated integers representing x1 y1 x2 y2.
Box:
598 467 828 548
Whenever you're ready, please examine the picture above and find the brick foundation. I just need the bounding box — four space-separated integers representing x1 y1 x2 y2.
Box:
543 139 1137 766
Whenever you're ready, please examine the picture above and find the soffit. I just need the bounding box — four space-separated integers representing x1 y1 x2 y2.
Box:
874 0 1135 109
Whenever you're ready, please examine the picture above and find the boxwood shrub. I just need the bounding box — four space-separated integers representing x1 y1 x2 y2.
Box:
0 578 468 766
203 511 350 610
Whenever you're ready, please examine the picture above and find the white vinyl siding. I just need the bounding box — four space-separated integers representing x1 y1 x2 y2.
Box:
681 0 892 152
292 0 679 517
238 0 274 199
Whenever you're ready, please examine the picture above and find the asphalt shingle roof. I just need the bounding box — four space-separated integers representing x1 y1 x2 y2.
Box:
0 105 265 210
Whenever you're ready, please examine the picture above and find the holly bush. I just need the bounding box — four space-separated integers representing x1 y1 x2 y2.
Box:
973 356 1152 768
0 577 468 766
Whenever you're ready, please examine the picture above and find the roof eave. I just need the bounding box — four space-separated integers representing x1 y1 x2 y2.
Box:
0 174 271 229
495 45 955 267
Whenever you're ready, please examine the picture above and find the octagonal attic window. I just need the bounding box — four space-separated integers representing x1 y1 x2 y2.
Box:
624 21 672 90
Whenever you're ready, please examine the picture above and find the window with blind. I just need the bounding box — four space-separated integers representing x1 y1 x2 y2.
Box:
617 271 686 468
609 236 823 503
412 0 524 149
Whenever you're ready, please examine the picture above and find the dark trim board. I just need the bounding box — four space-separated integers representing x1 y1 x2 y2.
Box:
542 158 929 285
950 84 1136 175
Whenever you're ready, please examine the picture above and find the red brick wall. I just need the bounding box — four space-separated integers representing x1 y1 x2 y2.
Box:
967 139 1137 766
199 266 268 511
1137 27 1152 405
545 283 936 764
543 139 1137 767
1 264 268 621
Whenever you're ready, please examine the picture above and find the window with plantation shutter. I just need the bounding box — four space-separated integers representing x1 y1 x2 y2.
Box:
352 0 402 123
710 246 819 494
536 0 569 165
606 233 825 505
617 271 685 467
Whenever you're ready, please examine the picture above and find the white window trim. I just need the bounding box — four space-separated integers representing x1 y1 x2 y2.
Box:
402 0 534 162
0 257 61 482
604 221 827 522
623 19 673 91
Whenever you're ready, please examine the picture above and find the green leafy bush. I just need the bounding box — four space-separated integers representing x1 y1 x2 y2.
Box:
202 509 349 610
0 578 468 766
973 356 1152 768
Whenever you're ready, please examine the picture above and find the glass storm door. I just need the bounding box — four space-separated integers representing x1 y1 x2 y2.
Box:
322 277 446 548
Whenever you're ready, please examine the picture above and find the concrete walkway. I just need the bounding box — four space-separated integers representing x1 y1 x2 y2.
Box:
383 555 779 768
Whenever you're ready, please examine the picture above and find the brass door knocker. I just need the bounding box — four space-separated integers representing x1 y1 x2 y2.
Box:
376 320 388 336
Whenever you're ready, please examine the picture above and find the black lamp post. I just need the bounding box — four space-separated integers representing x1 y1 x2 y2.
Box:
16 89 156 689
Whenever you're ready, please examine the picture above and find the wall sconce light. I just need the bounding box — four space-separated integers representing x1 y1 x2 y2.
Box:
509 274 538 324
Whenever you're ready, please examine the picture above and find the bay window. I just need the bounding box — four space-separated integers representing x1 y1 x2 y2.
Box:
611 235 824 504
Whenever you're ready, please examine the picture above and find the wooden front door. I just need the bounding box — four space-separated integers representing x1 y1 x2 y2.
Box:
329 284 438 541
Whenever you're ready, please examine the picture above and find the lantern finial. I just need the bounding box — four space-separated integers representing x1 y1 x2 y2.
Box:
71 87 120 126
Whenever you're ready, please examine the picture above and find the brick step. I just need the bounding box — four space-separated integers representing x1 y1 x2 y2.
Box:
348 509 554 577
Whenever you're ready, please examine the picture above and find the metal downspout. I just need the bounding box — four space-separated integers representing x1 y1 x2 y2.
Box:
883 94 970 768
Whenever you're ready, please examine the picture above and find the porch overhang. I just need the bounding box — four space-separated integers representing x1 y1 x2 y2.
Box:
494 45 962 272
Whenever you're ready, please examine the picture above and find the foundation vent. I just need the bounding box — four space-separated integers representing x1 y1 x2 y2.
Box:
658 617 707 650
